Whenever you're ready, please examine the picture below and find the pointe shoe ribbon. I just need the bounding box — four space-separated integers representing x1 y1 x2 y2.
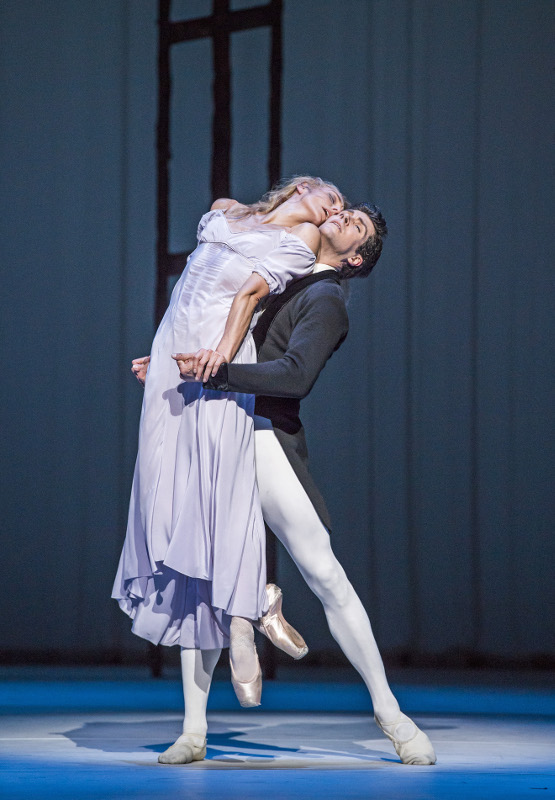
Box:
254 583 309 660
158 733 207 764
374 712 437 765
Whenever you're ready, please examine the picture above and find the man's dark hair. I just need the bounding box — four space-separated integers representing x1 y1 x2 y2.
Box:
338 202 388 279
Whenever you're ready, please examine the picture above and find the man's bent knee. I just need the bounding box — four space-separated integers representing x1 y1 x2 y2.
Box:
305 558 350 607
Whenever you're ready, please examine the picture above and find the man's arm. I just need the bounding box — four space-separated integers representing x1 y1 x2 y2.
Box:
203 290 348 399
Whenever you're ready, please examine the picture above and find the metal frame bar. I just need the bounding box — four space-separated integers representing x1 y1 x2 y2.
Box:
155 0 282 324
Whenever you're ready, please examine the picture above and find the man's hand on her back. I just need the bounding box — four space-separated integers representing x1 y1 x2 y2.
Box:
131 356 150 386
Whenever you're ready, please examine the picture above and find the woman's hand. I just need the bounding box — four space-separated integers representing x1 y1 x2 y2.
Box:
131 356 150 386
172 274 268 385
172 349 228 383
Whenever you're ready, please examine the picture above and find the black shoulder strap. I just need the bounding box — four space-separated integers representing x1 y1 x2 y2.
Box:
252 270 340 352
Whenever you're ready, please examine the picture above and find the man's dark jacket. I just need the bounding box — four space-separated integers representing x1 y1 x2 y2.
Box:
205 270 349 530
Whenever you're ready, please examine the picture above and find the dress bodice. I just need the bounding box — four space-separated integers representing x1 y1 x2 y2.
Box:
194 209 316 296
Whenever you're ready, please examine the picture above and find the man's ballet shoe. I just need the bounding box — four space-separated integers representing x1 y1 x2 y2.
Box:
374 712 437 765
254 583 309 660
158 733 207 764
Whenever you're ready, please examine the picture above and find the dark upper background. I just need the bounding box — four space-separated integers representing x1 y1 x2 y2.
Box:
1 0 553 666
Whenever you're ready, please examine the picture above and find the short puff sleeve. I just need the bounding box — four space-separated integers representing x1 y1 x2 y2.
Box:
196 209 220 241
250 232 316 295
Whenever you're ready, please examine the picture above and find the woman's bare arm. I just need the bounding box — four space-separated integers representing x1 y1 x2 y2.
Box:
216 272 270 359
182 272 270 382
211 197 251 214
211 197 236 211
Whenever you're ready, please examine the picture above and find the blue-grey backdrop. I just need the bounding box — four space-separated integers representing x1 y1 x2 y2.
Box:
1 0 553 664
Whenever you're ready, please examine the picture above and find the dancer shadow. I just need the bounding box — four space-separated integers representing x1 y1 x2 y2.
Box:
58 719 298 760
58 717 392 763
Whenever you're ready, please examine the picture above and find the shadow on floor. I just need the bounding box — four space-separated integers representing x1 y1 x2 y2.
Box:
57 715 455 765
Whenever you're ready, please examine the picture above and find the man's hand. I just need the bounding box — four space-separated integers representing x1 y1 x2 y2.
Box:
172 353 196 382
131 356 150 386
172 349 227 383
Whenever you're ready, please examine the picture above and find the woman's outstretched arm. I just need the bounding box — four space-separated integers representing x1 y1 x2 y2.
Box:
216 273 270 361
184 272 270 382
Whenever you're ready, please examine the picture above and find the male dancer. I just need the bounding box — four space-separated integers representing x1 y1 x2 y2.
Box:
167 204 437 766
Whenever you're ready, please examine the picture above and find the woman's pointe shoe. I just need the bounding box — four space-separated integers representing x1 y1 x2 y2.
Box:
230 659 262 708
374 712 437 765
158 733 207 764
254 583 309 660
229 617 262 707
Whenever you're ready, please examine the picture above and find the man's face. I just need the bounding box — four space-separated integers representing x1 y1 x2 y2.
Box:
320 208 375 263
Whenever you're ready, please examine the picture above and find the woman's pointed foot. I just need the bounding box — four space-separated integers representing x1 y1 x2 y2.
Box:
158 733 207 764
254 583 308 660
229 617 262 707
230 659 262 707
374 712 436 765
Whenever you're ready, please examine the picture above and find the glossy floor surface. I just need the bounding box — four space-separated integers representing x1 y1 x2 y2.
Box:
1 668 554 799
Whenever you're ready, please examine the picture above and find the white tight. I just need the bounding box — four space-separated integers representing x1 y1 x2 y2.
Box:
253 422 400 721
179 422 400 734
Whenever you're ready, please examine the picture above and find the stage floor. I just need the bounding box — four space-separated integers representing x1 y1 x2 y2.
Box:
1 669 554 799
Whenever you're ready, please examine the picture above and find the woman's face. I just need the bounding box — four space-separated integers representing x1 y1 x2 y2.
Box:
296 183 344 226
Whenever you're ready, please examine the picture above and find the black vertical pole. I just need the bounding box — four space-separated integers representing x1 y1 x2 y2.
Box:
260 1 283 680
268 0 282 187
211 0 231 201
149 0 173 677
155 0 172 326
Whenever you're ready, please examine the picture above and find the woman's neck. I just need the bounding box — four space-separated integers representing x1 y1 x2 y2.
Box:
260 197 311 228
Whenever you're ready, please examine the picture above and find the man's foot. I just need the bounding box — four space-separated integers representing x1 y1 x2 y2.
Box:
158 733 207 764
374 712 436 765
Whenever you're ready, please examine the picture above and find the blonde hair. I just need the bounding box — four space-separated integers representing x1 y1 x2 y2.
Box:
228 175 346 219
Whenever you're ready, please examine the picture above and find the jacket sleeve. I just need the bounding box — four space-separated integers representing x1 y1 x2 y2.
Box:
204 291 349 399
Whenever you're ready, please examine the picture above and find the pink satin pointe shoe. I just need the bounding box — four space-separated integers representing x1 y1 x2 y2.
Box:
229 617 262 708
254 583 309 660
230 659 262 708
374 712 437 765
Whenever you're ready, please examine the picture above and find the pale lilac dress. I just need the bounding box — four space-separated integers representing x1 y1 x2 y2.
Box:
112 209 316 649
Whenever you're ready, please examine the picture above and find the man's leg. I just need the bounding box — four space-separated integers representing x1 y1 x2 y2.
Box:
255 426 436 764
254 426 400 719
158 647 220 764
